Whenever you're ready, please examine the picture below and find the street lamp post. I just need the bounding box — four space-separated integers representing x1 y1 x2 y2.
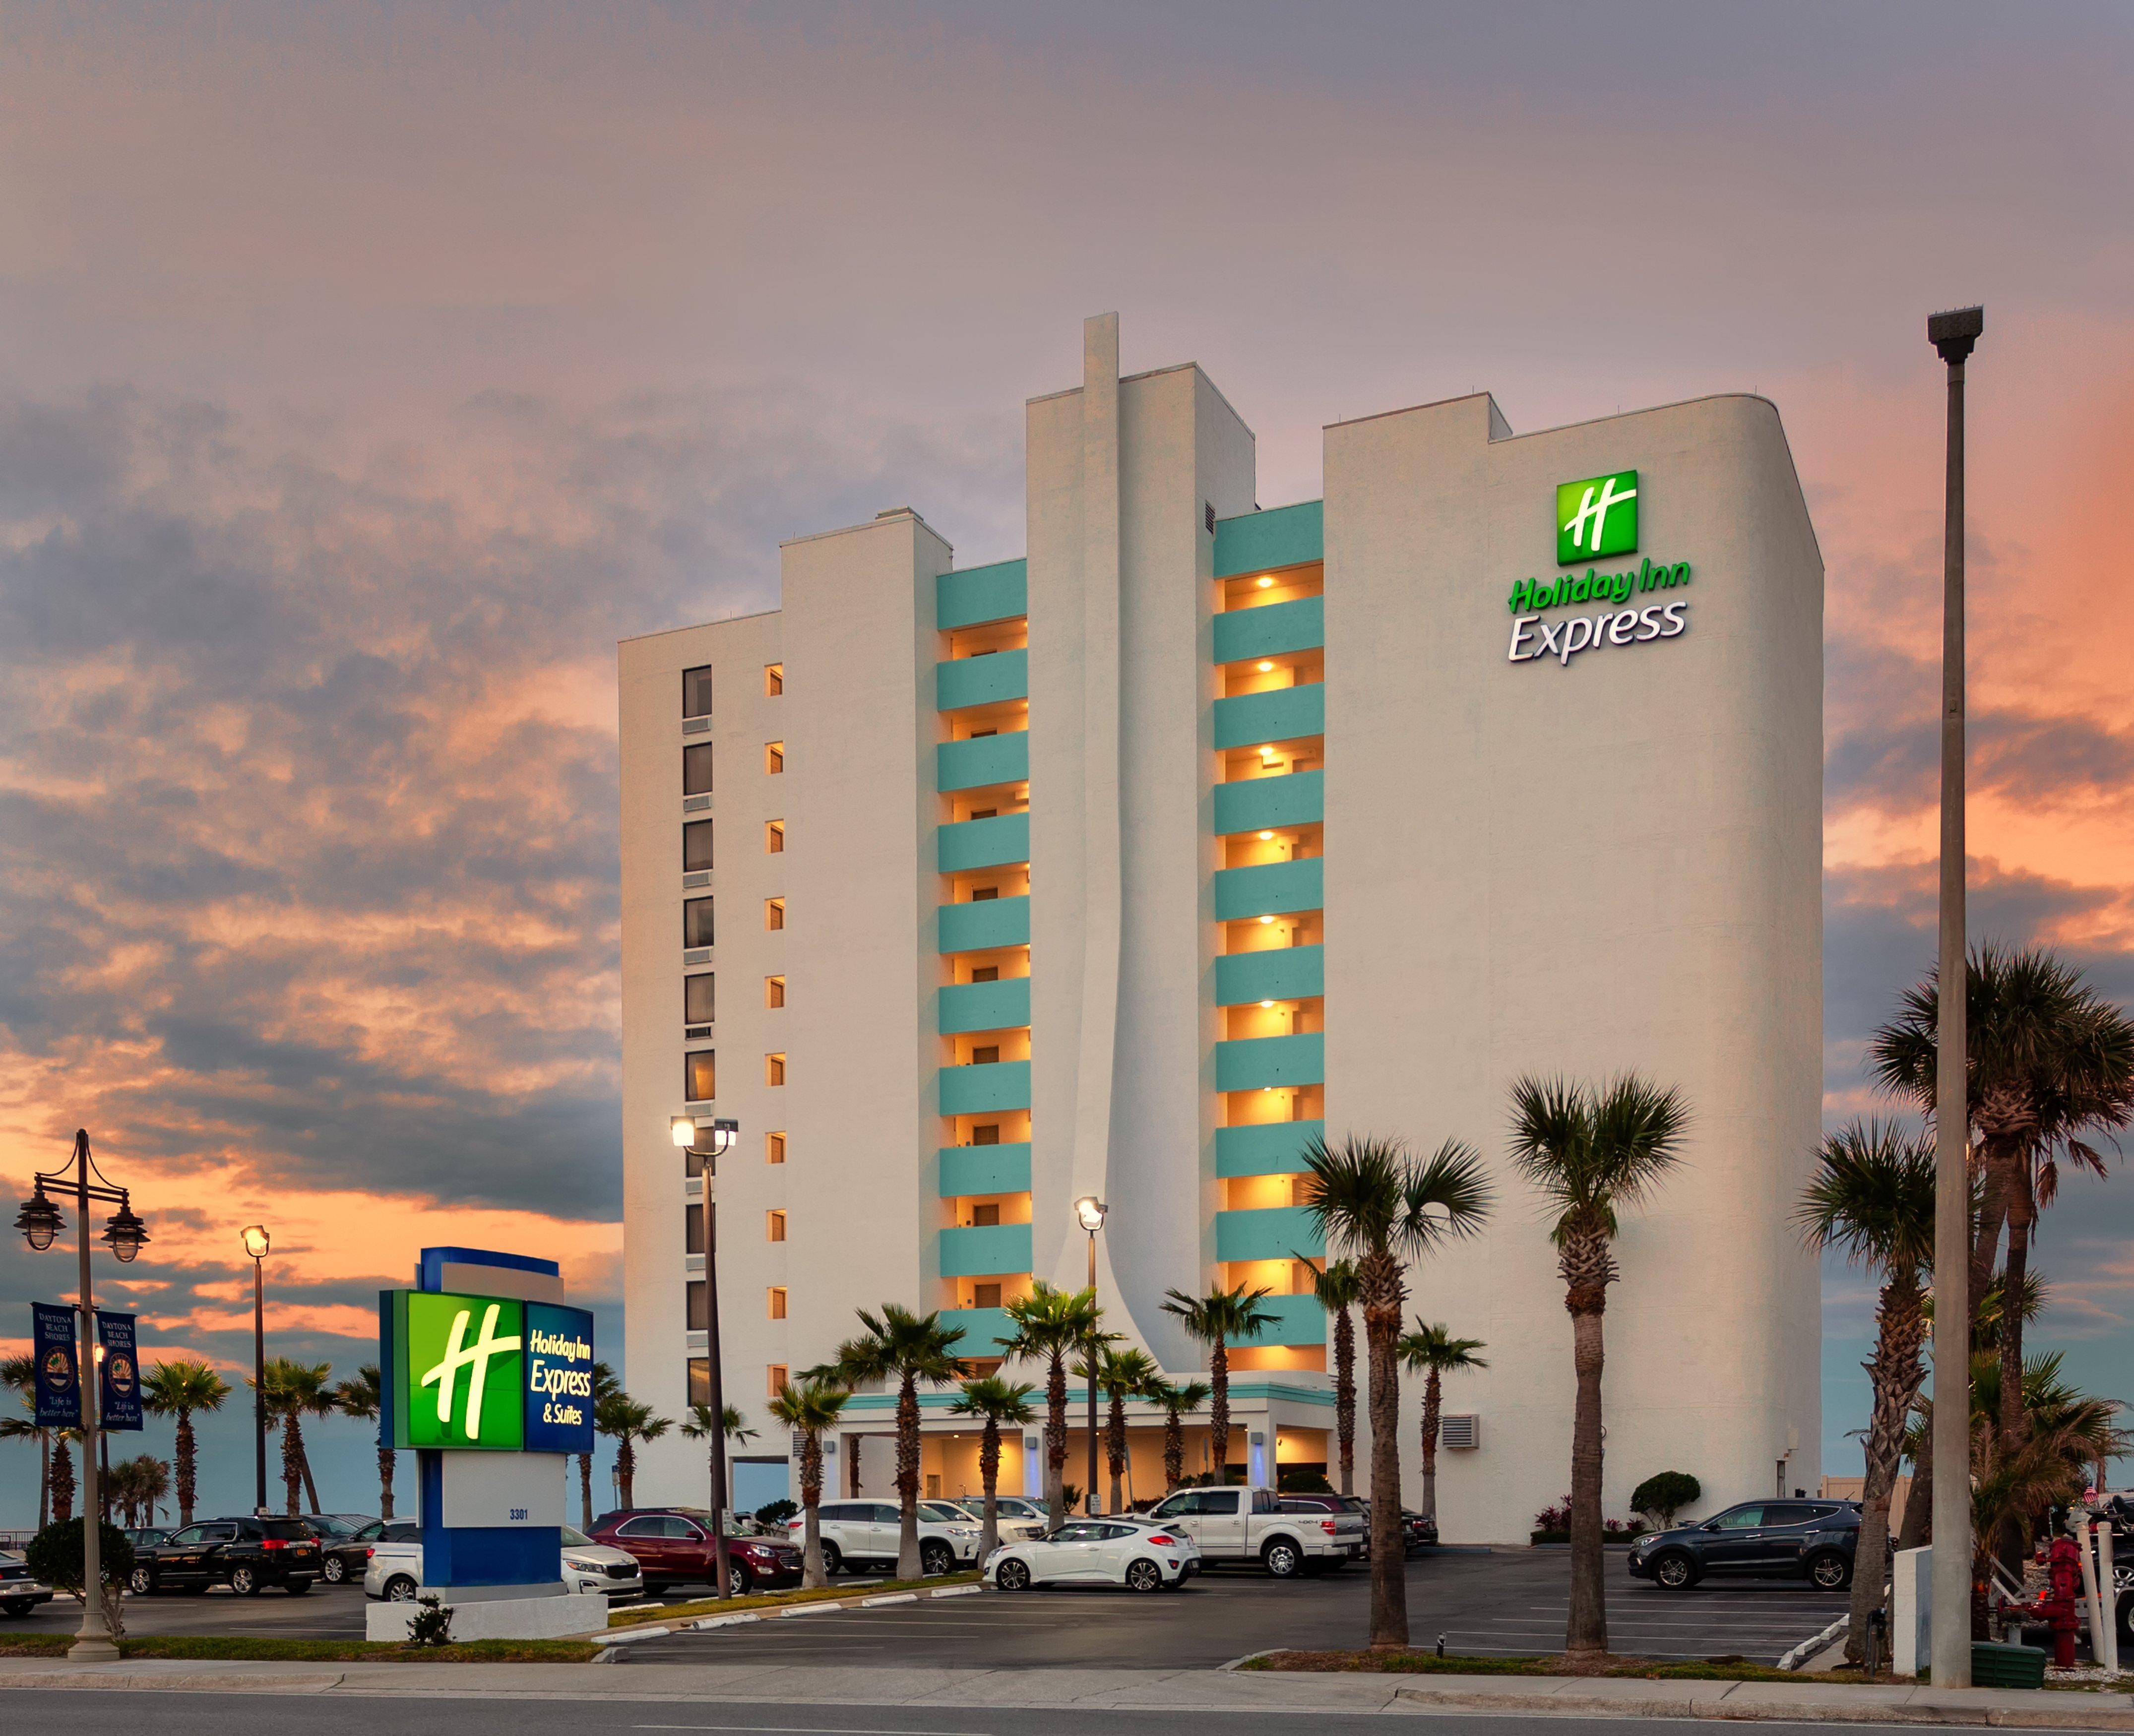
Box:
242 1225 271 1514
14 1129 150 1661
1073 1196 1107 1516
1927 303 1983 1689
675 1116 740 1597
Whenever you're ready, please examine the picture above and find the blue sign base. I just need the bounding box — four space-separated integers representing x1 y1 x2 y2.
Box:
419 1450 562 1587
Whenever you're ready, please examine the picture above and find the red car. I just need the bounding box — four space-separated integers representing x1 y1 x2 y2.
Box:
589 1508 803 1596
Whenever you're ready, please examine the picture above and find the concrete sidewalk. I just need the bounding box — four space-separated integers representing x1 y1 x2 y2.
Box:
4 1657 2134 1728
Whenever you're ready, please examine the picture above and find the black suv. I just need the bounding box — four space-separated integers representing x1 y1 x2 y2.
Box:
129 1516 323 1596
1627 1499 1859 1590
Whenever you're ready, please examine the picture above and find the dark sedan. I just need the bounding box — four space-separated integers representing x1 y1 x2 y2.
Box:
591 1507 804 1595
1628 1498 1859 1590
0 1553 54 1617
301 1512 380 1584
128 1515 323 1596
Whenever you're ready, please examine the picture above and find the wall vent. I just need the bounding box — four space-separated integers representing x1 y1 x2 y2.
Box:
684 795 711 812
683 948 711 966
1204 501 1216 535
683 871 711 888
685 1024 711 1039
683 717 711 735
1440 1413 1481 1451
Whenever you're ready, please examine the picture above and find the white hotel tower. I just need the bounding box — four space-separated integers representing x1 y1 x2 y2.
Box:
617 316 1824 1540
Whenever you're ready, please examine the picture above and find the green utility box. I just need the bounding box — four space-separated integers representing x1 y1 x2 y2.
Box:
1970 1642 2048 1689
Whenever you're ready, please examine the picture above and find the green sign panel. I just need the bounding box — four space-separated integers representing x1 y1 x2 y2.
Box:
391 1290 526 1450
1557 469 1638 564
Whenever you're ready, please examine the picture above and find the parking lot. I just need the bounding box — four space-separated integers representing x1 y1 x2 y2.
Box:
5 1579 375 1640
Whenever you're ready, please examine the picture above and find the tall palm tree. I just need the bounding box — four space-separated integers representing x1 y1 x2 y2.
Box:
1508 1073 1690 1659
1001 1283 1101 1521
768 1377 851 1586
681 1402 759 1514
1150 1380 1210 1492
330 1364 393 1520
948 1376 1037 1558
1159 1283 1277 1488
143 1359 231 1527
1396 1321 1489 1529
49 1429 78 1523
1073 1346 1159 1513
1296 1257 1362 1494
1 1353 50 1528
252 1358 335 1515
805 1304 967 1578
595 1389 673 1509
1796 1119 1937 1664
582 1362 622 1528
1305 1132 1493 1651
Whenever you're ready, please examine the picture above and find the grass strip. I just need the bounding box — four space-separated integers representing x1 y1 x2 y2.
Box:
1249 1649 1859 1684
612 1571 982 1629
0 1634 599 1663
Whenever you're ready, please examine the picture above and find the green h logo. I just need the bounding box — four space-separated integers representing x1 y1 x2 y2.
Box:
398 1292 525 1449
1557 470 1638 564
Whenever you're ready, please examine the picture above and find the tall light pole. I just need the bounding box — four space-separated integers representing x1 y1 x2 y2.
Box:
14 1129 150 1661
1074 1196 1107 1516
675 1116 739 1596
241 1225 271 1514
1927 303 1983 1688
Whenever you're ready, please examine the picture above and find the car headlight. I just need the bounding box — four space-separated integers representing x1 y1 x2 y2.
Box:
1633 1535 1658 1549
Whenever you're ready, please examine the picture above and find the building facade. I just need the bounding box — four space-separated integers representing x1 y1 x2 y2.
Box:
617 316 1824 1540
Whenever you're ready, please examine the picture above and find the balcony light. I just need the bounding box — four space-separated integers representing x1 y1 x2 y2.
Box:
1255 576 1274 589
1256 660 1275 673
1257 915 1275 925
1260 1000 1275 1009
1257 830 1274 841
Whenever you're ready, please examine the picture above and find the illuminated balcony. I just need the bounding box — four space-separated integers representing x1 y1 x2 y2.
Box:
936 647 1028 711
1212 596 1324 665
1213 501 1323 579
939 812 1030 873
1214 1206 1324 1264
1215 1032 1324 1093
1213 769 1322 836
940 1059 1032 1116
938 894 1030 954
1213 858 1323 922
1215 945 1323 1006
1216 1119 1326 1178
940 1223 1033 1278
939 1142 1032 1197
937 731 1029 793
1214 684 1324 753
940 1306 1017 1355
936 558 1027 631
939 977 1031 1035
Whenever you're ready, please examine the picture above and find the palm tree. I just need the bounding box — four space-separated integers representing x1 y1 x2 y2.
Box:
1796 1119 1937 1664
595 1389 673 1509
1305 1132 1493 1652
1001 1282 1102 1521
1396 1321 1489 1529
142 1359 231 1526
49 1428 78 1523
768 1378 851 1586
805 1305 967 1578
252 1358 335 1515
330 1364 393 1520
681 1402 759 1515
1159 1283 1277 1488
948 1376 1037 1557
1150 1380 1211 1492
1 1354 49 1528
582 1362 622 1528
1296 1257 1362 1494
1074 1347 1159 1513
111 1453 170 1527
1508 1073 1690 1659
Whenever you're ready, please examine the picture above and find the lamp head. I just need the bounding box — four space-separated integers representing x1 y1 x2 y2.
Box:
241 1223 270 1260
709 1117 740 1157
15 1183 63 1252
1927 305 1984 365
671 1115 697 1149
1073 1196 1108 1233
105 1197 149 1263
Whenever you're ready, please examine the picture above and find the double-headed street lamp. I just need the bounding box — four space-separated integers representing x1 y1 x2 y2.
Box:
1074 1196 1107 1517
14 1129 150 1661
242 1224 271 1514
674 1115 739 1597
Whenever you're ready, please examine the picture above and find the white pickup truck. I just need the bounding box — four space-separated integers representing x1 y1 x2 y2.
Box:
1144 1486 1364 1578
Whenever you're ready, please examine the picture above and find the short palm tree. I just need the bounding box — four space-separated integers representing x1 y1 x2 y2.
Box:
1297 1256 1362 1494
1796 1119 1936 1665
1073 1347 1160 1513
112 1453 170 1527
6 1352 51 1527
1305 1132 1493 1651
1396 1321 1488 1529
252 1358 336 1515
1508 1072 1689 1658
330 1364 393 1520
582 1362 622 1527
1002 1283 1102 1521
595 1389 672 1509
768 1378 850 1586
144 1358 230 1527
1159 1283 1277 1488
681 1402 759 1515
1151 1380 1211 1492
805 1304 967 1578
948 1376 1037 1557
49 1428 78 1523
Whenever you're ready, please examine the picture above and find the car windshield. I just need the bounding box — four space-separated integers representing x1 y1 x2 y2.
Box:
918 1502 968 1523
306 1515 358 1537
560 1526 592 1548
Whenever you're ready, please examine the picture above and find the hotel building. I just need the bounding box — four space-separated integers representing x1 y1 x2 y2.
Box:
617 316 1824 1540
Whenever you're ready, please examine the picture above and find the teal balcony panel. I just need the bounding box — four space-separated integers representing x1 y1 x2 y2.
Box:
1215 1032 1325 1093
939 977 1031 1036
1215 1207 1324 1266
1212 596 1324 666
1215 1119 1327 1178
1214 857 1323 921
1212 770 1323 836
940 1059 1032 1116
938 895 1030 954
937 731 1029 793
939 1142 1033 1198
1232 1292 1327 1348
939 1306 1017 1354
1213 500 1324 579
936 647 1028 712
938 812 1030 873
1213 683 1325 752
937 559 1028 630
1215 945 1323 1006
941 1222 1033 1279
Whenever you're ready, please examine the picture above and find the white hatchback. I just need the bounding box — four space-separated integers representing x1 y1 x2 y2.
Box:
984 1517 1199 1593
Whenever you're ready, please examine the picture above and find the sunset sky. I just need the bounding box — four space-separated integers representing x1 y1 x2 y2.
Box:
3 2 2132 1524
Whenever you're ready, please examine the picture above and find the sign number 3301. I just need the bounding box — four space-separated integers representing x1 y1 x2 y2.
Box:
509 1507 528 1521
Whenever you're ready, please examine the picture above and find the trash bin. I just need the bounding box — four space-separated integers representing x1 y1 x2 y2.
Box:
1971 1642 2048 1689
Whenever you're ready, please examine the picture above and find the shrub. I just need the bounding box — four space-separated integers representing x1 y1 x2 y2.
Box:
1532 1496 1571 1533
25 1518 133 1595
754 1499 798 1526
1278 1467 1333 1493
1629 1471 1701 1528
406 1594 454 1647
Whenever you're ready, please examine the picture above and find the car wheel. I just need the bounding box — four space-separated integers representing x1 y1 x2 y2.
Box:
1652 1552 1700 1590
819 1541 842 1577
286 1578 312 1595
1262 1540 1303 1580
384 1574 419 1602
727 1562 753 1597
1124 1558 1163 1594
127 1566 155 1596
322 1556 346 1584
230 1566 260 1596
920 1541 953 1577
1 1599 35 1617
1807 1550 1852 1591
996 1557 1032 1592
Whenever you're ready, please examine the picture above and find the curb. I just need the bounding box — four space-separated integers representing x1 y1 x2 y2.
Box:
1383 1681 2134 1730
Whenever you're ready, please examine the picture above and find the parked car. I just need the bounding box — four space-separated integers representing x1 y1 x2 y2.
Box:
299 1512 379 1584
119 1527 171 1551
944 1495 1049 1539
1278 1492 1366 1565
782 1498 986 1577
1403 1509 1440 1551
1628 1498 1860 1590
0 1552 54 1617
363 1524 645 1602
1145 1486 1362 1578
591 1507 804 1595
128 1516 322 1596
985 1517 1199 1593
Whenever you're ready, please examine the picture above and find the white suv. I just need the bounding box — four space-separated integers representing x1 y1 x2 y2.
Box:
789 1499 985 1576
947 1495 1049 1541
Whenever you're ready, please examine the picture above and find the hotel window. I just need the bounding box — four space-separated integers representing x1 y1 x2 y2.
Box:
684 897 715 948
688 1359 711 1406
685 973 716 1025
767 1210 786 1242
765 820 784 854
765 742 784 775
766 1053 786 1086
766 1131 786 1165
970 965 999 983
973 1282 1003 1308
683 665 713 720
684 742 714 796
685 1050 716 1104
765 897 785 930
971 1045 1000 1066
683 1138 712 1178
764 664 783 696
687 1280 708 1331
972 1124 1000 1146
970 886 999 902
765 975 785 1008
767 1364 789 1396
767 1287 787 1320
685 1203 705 1255
683 819 714 872
969 1202 1001 1227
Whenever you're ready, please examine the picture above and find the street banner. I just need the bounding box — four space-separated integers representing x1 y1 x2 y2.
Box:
32 1302 79 1428
97 1311 142 1430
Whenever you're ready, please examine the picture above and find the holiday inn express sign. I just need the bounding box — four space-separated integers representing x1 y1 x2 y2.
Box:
1508 468 1695 666
386 1288 595 1455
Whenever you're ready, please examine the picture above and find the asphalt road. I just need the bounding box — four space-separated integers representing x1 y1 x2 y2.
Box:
6 1579 377 1639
